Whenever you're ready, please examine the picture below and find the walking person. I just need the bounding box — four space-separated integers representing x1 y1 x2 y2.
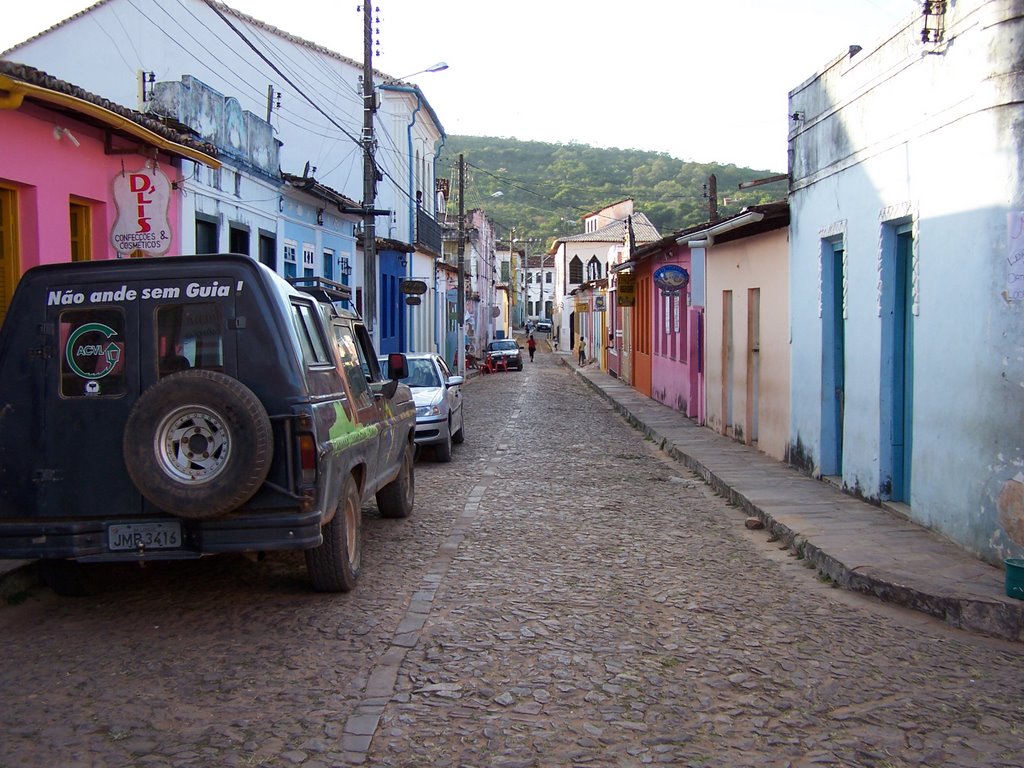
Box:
527 334 537 362
578 336 586 366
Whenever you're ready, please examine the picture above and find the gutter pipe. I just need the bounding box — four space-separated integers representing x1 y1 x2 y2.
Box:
675 210 765 248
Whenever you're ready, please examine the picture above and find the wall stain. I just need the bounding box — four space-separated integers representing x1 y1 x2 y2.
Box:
998 475 1024 546
787 435 814 474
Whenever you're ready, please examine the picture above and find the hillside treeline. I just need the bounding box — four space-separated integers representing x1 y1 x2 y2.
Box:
436 135 787 243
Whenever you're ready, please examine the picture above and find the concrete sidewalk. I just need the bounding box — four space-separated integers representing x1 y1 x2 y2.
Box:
561 352 1024 643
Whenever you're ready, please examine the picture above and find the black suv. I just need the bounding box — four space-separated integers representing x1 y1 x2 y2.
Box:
0 254 415 593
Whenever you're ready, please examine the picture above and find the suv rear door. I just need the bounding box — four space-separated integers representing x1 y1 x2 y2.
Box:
44 294 142 519
43 277 238 521
352 322 404 490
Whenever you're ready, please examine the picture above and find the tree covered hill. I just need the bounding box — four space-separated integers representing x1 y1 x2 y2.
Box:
436 135 787 244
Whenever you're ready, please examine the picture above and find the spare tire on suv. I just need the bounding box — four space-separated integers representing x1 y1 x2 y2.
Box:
123 369 273 519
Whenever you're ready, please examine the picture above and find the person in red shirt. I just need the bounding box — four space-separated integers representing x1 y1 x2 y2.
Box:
527 334 537 362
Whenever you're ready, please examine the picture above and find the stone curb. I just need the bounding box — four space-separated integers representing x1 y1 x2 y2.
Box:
565 359 1024 644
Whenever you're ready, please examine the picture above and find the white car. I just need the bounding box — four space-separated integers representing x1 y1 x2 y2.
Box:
381 353 465 461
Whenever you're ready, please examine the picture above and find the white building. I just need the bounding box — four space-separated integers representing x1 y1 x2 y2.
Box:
549 200 659 347
787 0 1024 565
4 0 445 353
524 252 555 321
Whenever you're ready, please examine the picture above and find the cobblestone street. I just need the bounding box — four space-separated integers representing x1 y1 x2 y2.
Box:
1 345 1022 768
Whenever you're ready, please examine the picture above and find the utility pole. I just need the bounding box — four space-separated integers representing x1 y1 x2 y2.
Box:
457 154 466 376
708 173 719 223
508 228 518 328
537 246 545 324
361 2 377 333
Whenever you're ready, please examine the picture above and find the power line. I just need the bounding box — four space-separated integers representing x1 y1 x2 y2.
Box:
132 0 368 154
204 0 363 149
443 158 594 217
202 2 433 211
111 0 437 224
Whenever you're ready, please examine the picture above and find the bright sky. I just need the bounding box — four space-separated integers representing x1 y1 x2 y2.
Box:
1 0 919 172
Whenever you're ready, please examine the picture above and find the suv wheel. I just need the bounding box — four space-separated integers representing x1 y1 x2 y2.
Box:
376 441 414 518
305 472 361 592
123 370 273 519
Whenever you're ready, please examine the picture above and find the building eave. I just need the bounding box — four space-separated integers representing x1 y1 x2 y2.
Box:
0 67 220 168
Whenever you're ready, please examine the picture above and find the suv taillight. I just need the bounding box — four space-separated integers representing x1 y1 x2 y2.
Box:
298 434 317 483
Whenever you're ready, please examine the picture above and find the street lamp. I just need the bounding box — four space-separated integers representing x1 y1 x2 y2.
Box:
395 62 449 80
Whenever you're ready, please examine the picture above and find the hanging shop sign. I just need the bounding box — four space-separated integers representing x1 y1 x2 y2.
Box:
400 279 428 295
594 295 606 312
617 273 636 307
575 302 588 313
405 295 422 305
111 165 172 256
490 306 501 318
653 264 690 293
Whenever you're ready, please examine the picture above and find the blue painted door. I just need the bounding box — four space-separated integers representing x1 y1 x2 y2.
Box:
890 229 914 501
821 240 845 476
377 251 407 355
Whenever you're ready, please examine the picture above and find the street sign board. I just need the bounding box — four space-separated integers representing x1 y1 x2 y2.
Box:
617 273 636 307
400 279 427 295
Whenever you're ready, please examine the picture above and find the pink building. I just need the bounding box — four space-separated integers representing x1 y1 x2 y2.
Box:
701 204 790 461
618 239 698 416
0 62 218 322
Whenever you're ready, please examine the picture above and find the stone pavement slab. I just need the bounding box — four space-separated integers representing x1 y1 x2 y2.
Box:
562 353 1024 643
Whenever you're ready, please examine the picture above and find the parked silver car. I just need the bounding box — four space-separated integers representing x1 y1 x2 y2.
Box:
381 353 465 461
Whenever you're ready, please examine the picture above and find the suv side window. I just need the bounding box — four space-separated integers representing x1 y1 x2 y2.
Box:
353 324 384 382
290 301 330 365
332 323 373 410
59 308 127 397
156 303 224 377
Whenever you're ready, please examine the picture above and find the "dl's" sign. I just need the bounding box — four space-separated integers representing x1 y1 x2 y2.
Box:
111 165 172 256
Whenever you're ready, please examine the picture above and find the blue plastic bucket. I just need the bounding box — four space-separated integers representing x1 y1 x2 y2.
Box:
1006 558 1024 600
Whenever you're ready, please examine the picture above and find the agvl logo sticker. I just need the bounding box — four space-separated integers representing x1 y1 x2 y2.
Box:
66 322 121 380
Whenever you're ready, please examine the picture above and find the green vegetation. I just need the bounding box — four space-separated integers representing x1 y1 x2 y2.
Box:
437 135 786 244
